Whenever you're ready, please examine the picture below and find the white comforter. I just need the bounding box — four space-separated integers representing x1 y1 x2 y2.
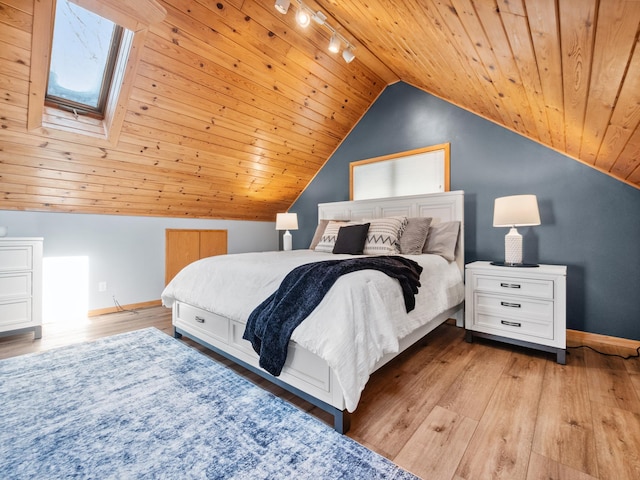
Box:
161 250 464 412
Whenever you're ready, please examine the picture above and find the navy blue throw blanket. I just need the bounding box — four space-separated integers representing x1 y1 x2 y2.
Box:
243 256 423 376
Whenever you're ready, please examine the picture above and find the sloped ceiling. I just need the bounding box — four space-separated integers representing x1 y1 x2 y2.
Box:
322 0 640 186
0 0 638 221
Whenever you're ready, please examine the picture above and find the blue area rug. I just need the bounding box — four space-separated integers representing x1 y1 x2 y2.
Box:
0 328 417 479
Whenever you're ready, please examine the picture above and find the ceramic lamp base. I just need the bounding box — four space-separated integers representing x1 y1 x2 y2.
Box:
504 227 522 264
283 230 292 251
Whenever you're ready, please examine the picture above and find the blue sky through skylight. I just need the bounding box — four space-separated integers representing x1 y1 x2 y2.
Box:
47 0 117 108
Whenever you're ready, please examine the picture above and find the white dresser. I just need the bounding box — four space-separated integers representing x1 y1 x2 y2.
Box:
0 238 43 339
465 261 567 364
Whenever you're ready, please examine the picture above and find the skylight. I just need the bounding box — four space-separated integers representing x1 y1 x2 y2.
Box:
28 0 166 143
46 0 123 118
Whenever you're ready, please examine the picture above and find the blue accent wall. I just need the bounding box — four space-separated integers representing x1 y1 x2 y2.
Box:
290 82 640 340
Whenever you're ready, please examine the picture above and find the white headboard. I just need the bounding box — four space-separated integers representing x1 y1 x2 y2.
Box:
318 191 465 274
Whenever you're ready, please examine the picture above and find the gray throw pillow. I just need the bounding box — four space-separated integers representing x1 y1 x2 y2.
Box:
399 217 432 254
423 221 460 261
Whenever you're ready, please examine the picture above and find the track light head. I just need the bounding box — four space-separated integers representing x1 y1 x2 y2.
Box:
274 0 290 14
296 8 311 27
312 11 327 25
342 47 355 63
328 34 340 53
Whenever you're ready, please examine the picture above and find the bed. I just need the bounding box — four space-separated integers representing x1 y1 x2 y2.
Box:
161 191 465 433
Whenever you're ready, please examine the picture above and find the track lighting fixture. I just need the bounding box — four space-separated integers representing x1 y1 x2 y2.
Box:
275 0 356 63
274 0 290 15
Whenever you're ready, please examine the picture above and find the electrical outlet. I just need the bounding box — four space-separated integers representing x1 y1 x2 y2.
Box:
98 281 107 292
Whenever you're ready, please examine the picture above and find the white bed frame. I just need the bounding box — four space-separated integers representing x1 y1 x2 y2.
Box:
172 191 464 433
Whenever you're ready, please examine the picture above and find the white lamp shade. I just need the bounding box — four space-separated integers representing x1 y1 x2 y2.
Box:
275 212 298 231
493 195 541 227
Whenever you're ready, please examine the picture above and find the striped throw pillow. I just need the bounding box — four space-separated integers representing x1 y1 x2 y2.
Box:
314 221 349 252
362 216 408 255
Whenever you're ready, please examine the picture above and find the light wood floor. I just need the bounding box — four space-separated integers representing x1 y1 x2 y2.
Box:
2 306 639 480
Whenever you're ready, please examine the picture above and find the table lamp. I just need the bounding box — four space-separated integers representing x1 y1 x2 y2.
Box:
492 195 540 266
276 212 298 251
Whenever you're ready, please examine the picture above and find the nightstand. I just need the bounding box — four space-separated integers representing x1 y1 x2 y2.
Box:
464 261 567 364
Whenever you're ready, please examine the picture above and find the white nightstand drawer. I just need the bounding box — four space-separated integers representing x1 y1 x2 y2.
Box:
475 312 554 340
475 293 554 321
0 273 31 301
475 275 554 299
0 246 33 272
0 299 31 328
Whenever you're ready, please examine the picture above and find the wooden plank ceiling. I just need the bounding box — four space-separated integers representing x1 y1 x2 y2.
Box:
0 0 639 221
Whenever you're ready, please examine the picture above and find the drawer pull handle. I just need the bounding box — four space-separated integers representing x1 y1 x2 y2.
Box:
195 316 205 324
501 301 521 308
501 320 521 327
500 282 521 289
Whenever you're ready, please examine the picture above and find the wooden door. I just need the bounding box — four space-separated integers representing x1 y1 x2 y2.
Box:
199 230 227 258
165 229 227 285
